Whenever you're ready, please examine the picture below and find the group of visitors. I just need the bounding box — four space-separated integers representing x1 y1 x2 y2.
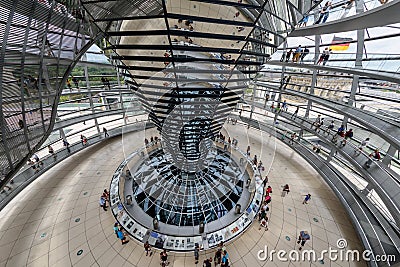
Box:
27 154 44 173
212 242 230 266
308 115 380 167
113 222 129 245
261 174 311 250
226 117 238 125
177 18 194 31
144 136 159 147
298 0 388 27
330 124 354 147
216 133 237 150
258 183 271 230
21 75 39 96
270 100 289 114
66 77 79 91
142 241 170 265
280 46 309 63
317 47 332 65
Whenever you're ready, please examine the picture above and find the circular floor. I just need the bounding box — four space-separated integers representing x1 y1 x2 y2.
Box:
0 124 365 267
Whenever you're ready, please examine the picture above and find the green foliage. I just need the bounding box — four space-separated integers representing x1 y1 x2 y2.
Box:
59 94 87 103
70 66 123 83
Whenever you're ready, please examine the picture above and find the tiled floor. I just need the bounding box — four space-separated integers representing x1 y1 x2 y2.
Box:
0 124 366 267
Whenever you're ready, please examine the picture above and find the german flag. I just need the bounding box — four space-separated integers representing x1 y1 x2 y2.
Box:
329 36 353 51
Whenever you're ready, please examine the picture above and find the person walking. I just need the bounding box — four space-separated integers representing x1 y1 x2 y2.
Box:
265 185 272 196
117 228 129 244
285 49 293 62
282 184 290 195
354 138 370 156
99 196 107 211
341 129 353 146
63 139 71 153
315 118 324 133
303 194 311 204
315 1 332 24
265 194 271 204
282 100 288 112
113 223 119 237
258 207 267 222
264 94 270 107
218 242 226 253
221 250 229 267
102 189 110 202
289 132 297 145
160 249 169 267
83 135 88 145
203 257 212 267
337 124 346 137
316 145 322 155
214 249 222 266
317 48 329 64
263 175 269 187
105 78 111 89
291 106 299 119
297 231 310 250
194 244 200 264
18 119 24 129
144 241 152 256
327 120 335 135
365 148 382 168
311 114 321 128
280 51 286 62
72 77 79 89
270 102 275 112
292 45 302 62
323 49 332 65
103 127 109 138
275 102 281 113
66 79 72 91
48 145 56 159
259 216 269 230
298 15 309 27
80 134 85 146
300 47 309 63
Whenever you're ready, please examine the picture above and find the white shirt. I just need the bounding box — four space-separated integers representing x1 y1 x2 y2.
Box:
360 140 369 148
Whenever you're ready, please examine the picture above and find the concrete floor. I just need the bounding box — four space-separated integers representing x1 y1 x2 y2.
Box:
0 123 365 267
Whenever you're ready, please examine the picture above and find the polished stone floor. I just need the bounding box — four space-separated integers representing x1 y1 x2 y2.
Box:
0 123 365 267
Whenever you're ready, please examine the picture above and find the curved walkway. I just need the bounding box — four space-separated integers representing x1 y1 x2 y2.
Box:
256 81 400 151
289 0 400 37
253 101 400 227
0 123 364 267
52 110 124 132
263 61 400 85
